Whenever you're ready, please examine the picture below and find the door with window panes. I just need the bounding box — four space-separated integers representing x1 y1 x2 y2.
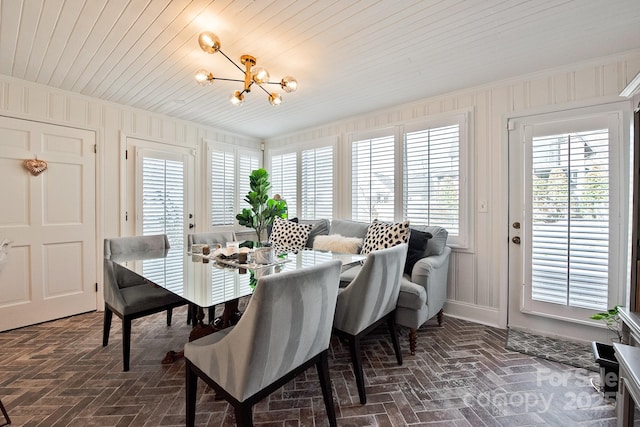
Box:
131 144 195 296
507 109 625 333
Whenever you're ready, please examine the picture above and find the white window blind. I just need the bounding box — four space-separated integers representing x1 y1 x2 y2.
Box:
352 135 395 222
301 146 333 219
211 150 235 226
141 156 184 293
238 152 260 211
530 129 609 311
404 124 460 234
271 152 298 219
209 144 261 229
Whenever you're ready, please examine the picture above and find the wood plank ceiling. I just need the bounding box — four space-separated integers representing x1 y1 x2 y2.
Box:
1 0 639 138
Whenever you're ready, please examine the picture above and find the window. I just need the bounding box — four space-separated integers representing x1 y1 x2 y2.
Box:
210 150 235 226
271 151 298 219
267 112 469 246
529 124 613 311
238 151 260 211
301 145 333 219
351 133 395 222
269 141 336 220
516 109 625 318
208 142 261 228
138 151 186 294
347 112 469 246
404 123 461 235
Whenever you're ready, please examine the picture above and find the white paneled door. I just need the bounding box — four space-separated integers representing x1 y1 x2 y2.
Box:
0 117 97 331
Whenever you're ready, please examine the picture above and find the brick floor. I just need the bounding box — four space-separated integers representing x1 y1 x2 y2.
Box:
0 306 618 426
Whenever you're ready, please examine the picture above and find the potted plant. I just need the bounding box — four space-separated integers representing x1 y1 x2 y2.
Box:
590 305 623 399
236 168 287 243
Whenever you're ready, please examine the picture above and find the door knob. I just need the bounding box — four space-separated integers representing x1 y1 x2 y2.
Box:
512 236 521 244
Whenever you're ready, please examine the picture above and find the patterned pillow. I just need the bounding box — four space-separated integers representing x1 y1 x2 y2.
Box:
268 216 312 253
360 220 410 255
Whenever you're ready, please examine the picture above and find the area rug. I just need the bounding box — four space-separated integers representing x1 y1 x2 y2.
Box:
505 328 598 372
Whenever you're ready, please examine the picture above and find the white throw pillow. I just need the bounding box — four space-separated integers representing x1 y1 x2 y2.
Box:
313 234 363 254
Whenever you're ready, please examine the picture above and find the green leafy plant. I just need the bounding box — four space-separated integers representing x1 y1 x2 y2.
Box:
236 168 287 242
590 305 623 343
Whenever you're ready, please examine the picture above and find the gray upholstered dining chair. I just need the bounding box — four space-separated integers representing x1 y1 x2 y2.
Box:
185 260 343 427
333 243 408 404
103 234 188 371
186 231 238 324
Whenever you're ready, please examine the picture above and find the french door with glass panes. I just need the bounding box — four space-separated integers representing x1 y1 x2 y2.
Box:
133 145 195 297
507 107 626 334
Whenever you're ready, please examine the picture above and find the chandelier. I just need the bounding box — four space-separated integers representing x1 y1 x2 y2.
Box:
194 31 298 106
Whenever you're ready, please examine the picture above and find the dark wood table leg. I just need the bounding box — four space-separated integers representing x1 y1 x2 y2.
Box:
162 300 241 365
212 298 241 329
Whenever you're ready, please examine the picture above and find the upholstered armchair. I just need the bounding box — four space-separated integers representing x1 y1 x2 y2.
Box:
185 260 343 427
394 225 450 354
333 243 408 404
103 234 188 371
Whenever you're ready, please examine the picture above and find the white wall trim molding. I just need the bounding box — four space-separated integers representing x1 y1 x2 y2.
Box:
444 300 501 328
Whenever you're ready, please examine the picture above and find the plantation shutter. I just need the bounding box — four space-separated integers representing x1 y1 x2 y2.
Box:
211 150 235 226
301 146 333 219
238 151 260 211
141 156 184 294
352 134 395 222
271 152 298 219
404 124 460 234
530 128 609 311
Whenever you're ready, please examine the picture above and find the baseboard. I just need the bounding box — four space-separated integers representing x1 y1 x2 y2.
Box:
444 300 501 328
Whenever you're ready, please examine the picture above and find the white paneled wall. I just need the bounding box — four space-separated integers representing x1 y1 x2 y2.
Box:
0 74 261 255
265 51 640 328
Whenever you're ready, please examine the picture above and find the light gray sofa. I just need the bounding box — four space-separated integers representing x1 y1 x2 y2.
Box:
301 218 451 354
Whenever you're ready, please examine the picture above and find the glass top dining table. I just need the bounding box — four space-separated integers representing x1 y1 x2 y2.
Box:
106 246 365 309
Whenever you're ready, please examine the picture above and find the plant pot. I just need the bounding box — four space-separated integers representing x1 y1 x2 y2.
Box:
591 341 619 399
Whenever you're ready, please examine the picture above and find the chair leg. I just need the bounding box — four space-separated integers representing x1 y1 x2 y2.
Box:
234 404 253 427
167 308 173 326
122 317 132 372
185 360 198 427
348 335 366 404
187 304 193 325
317 351 337 427
387 313 403 366
208 306 215 324
409 328 417 355
437 308 444 326
0 398 10 426
102 305 113 347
